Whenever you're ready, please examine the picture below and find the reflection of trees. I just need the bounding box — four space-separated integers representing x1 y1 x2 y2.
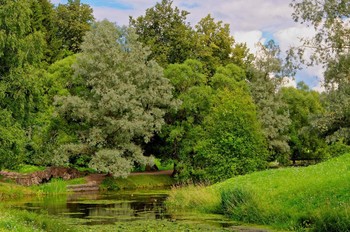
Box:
24 195 68 215
65 195 169 223
23 193 170 224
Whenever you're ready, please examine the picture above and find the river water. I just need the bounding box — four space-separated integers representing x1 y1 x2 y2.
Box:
13 189 239 228
16 190 170 225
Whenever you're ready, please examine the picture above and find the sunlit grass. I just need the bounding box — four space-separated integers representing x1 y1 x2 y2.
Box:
167 184 221 214
101 174 175 191
30 177 87 195
167 153 350 231
0 182 36 201
14 165 46 174
0 205 75 232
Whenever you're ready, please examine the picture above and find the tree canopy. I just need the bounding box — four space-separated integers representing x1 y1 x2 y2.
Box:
53 21 176 177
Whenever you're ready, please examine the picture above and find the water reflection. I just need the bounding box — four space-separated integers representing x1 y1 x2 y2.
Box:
19 190 170 225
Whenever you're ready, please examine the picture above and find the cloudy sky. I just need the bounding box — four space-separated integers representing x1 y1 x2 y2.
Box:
53 0 324 91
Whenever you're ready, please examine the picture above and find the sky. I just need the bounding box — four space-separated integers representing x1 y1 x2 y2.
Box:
52 0 324 91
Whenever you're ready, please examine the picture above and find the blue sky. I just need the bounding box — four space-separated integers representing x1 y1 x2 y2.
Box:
52 0 324 91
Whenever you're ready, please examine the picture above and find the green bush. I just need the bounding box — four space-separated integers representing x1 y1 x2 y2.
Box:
100 176 120 191
194 88 268 182
328 141 350 158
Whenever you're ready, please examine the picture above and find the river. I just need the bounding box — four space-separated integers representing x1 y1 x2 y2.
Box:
11 189 245 229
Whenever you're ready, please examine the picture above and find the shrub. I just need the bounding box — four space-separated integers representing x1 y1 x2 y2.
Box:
100 176 120 191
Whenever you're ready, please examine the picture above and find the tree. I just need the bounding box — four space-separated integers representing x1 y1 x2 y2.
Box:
247 41 293 163
29 0 63 63
0 109 26 170
291 0 350 64
193 14 235 74
160 60 267 182
151 60 209 177
193 66 268 182
130 2 251 71
129 0 194 67
54 21 175 177
0 0 49 169
0 0 46 75
23 55 78 166
312 55 350 145
55 0 94 53
280 85 325 163
291 1 350 147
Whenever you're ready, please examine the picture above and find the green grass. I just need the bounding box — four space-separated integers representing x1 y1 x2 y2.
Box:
107 219 231 232
65 177 86 185
154 159 174 171
31 177 86 195
14 165 46 174
0 182 36 201
0 205 78 232
133 158 174 172
31 178 68 195
167 153 350 231
101 175 175 191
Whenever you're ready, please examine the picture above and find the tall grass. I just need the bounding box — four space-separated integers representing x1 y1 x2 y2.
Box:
0 206 76 232
167 184 221 213
0 182 36 201
167 153 350 231
32 178 67 195
31 177 86 195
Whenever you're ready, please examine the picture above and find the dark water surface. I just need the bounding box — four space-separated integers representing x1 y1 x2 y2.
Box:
10 190 271 231
15 190 174 225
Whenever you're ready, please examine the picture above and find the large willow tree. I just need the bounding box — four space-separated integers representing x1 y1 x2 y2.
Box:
54 20 175 177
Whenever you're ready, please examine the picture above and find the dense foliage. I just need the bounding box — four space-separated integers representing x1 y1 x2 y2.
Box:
0 0 348 182
53 21 176 177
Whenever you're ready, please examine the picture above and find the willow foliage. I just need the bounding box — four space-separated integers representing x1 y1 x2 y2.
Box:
54 20 176 177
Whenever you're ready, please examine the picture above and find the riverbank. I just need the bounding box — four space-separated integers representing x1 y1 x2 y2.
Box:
167 153 350 231
0 172 176 232
0 179 229 232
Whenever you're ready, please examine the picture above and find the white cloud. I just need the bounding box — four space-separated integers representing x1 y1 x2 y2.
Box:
312 82 326 92
93 7 135 26
51 0 63 4
233 30 265 55
88 0 294 31
281 77 297 88
274 26 316 53
173 0 294 32
273 26 325 89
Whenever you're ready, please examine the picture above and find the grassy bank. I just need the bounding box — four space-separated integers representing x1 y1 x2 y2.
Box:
0 206 76 232
0 182 36 201
0 181 72 232
101 174 175 190
167 153 350 231
0 173 176 231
